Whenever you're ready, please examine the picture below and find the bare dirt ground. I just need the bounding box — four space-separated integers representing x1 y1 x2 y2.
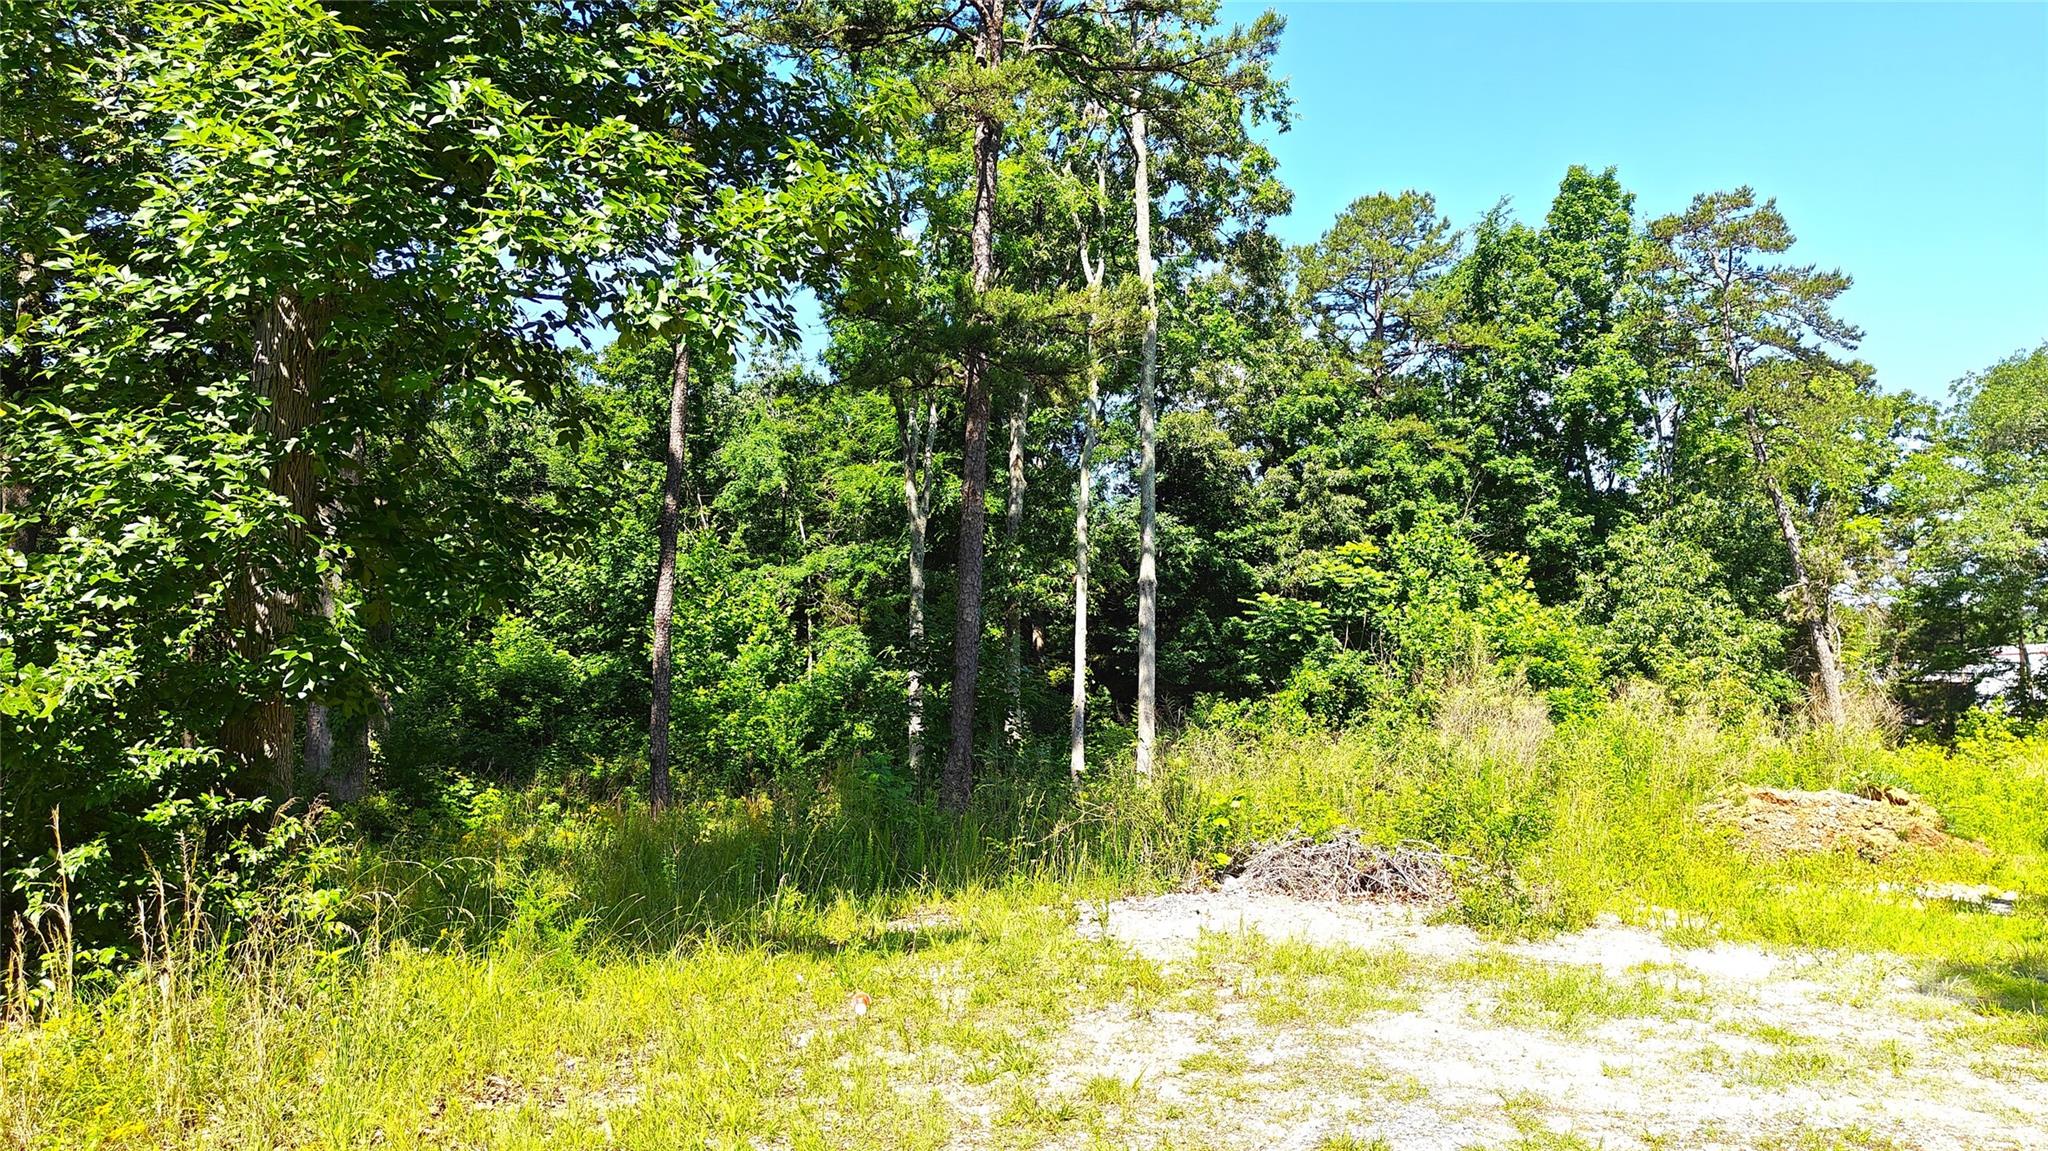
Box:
1016 891 2048 1151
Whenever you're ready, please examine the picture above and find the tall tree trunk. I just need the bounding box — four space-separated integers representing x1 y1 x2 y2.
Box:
224 290 331 798
303 564 341 794
2015 609 2039 720
1004 385 1028 752
648 338 692 811
329 607 392 806
326 709 371 805
897 389 939 786
1744 405 1846 728
941 0 1004 815
306 429 373 801
302 696 335 799
1130 105 1160 778
319 616 386 807
1071 328 1101 782
1070 173 1106 783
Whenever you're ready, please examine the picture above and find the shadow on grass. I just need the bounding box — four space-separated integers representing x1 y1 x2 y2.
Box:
347 773 1193 957
766 923 979 959
1930 946 2048 1044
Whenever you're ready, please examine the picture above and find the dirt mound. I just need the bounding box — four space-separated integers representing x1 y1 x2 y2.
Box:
1222 830 1456 904
1703 785 1962 861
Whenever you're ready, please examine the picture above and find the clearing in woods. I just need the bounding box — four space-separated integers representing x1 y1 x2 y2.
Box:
10 733 2046 1150
7 879 2046 1150
1055 890 2045 1151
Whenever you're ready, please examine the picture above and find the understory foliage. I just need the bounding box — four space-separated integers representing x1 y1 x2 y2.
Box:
3 0 2043 989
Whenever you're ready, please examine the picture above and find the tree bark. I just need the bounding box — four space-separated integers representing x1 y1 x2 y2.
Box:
1130 105 1160 778
315 661 381 806
1070 170 1107 783
648 338 692 811
303 564 341 794
897 389 939 786
1744 404 1846 728
941 0 1004 815
331 606 391 806
1071 327 1101 782
224 290 332 798
2015 609 2038 720
328 621 386 808
1004 384 1028 752
325 709 370 805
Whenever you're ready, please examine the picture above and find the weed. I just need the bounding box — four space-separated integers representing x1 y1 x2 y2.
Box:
1177 1049 1249 1076
1315 1136 1392 1151
1452 951 1685 1034
1187 932 1417 1025
10 693 2048 1147
1758 1125 1908 1151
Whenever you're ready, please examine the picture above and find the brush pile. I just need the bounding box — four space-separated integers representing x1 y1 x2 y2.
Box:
1226 830 1456 905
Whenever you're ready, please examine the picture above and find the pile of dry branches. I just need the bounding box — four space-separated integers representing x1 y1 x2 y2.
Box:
1227 830 1456 904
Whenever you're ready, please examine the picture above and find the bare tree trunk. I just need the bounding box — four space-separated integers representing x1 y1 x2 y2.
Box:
315 659 382 807
330 607 391 806
897 389 939 785
224 290 331 798
941 0 1004 815
1130 105 1159 778
303 564 341 794
327 709 371 805
301 707 333 795
1071 331 1101 782
1004 385 1028 752
2015 610 2038 720
1070 170 1107 783
1744 405 1845 728
649 338 691 810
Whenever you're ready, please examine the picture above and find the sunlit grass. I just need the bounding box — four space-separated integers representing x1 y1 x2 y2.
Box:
8 690 2048 1147
1 887 1168 1150
1446 951 1703 1034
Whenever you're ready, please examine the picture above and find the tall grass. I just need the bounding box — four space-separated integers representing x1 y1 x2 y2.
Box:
1170 680 2045 955
345 768 1205 957
6 682 2045 1148
15 680 2047 992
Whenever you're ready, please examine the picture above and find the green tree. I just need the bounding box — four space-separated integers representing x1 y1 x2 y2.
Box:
1092 1 1286 774
1651 189 1871 727
1457 167 1661 599
1892 346 2048 722
1296 190 1461 397
633 20 885 810
0 0 856 943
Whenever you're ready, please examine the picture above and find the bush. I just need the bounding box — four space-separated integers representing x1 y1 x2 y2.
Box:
1583 518 1799 717
1 403 331 964
1250 517 1605 725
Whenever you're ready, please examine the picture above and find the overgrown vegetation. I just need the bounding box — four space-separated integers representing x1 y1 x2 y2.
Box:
6 690 2045 1146
1 1 2043 1145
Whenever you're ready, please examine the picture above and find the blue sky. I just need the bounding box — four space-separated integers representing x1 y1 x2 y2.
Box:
1229 1 2048 398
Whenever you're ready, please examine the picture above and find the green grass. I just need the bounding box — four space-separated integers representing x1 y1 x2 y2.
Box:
2 887 1167 1150
1755 1129 1908 1151
1683 1022 1916 1090
1168 684 2048 954
1447 951 1703 1034
1314 1137 1392 1151
8 687 2047 1148
1186 933 1418 1025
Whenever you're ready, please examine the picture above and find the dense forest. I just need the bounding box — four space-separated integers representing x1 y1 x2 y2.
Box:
3 0 2045 972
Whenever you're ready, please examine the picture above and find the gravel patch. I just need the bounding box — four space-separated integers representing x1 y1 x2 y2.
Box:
1050 891 2047 1150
